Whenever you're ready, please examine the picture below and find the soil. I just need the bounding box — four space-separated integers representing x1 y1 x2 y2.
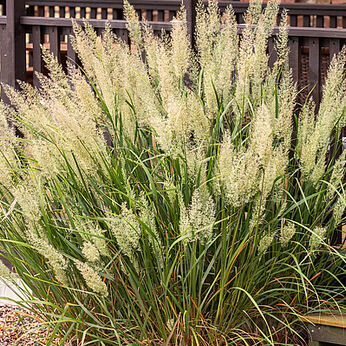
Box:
0 304 59 345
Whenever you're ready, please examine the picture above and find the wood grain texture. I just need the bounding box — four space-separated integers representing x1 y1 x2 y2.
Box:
304 314 346 329
2 0 26 89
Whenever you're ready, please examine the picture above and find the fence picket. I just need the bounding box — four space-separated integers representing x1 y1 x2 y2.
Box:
289 36 300 85
316 15 324 28
157 10 164 22
80 7 86 18
309 37 320 105
48 26 60 61
290 15 297 27
69 6 76 18
146 10 153 21
26 5 34 16
67 27 77 64
184 0 197 48
38 6 44 17
59 6 66 18
101 8 107 20
330 16 337 28
32 25 42 87
329 38 340 62
1 0 26 91
49 6 54 18
303 15 310 27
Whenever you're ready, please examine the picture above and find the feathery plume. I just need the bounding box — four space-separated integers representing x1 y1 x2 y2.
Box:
108 204 140 265
75 259 108 296
258 232 274 254
179 189 215 243
309 227 327 251
280 221 296 245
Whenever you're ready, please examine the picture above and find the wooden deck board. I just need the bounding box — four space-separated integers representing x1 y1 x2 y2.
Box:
302 313 346 329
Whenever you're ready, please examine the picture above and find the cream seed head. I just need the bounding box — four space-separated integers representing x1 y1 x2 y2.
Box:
327 152 345 201
163 176 177 206
108 204 140 265
251 105 273 166
0 108 17 190
11 179 43 223
309 227 327 251
179 194 191 241
75 259 108 297
171 8 191 81
275 10 290 70
280 222 296 245
333 191 346 228
219 135 260 207
143 24 160 79
258 233 274 254
249 195 267 230
140 195 163 267
123 0 143 50
185 143 206 180
28 231 68 285
3 46 110 182
0 260 10 280
89 226 111 259
251 1 278 103
196 2 238 114
298 49 345 183
179 189 215 243
82 241 101 263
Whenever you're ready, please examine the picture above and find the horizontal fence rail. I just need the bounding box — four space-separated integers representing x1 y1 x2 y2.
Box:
0 0 345 107
22 1 346 29
1 1 345 27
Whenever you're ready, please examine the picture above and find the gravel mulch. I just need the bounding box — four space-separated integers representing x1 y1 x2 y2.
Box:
0 304 60 345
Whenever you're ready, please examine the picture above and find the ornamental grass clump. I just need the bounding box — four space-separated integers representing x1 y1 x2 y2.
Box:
0 0 345 344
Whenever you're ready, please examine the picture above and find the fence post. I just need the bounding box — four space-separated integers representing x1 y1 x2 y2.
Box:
183 0 197 49
1 0 26 99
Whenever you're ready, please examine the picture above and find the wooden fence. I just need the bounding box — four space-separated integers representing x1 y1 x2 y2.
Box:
0 0 345 106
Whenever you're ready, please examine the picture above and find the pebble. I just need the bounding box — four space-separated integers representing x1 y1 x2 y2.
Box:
0 304 59 345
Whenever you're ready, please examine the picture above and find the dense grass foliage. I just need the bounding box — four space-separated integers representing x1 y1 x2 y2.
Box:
0 0 345 344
